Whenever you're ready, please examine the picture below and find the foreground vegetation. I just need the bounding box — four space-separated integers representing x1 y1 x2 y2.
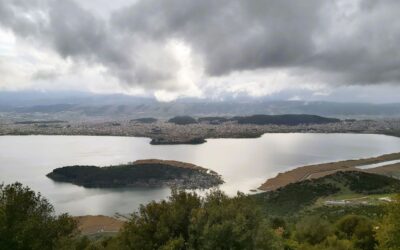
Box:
0 183 77 249
2 171 400 249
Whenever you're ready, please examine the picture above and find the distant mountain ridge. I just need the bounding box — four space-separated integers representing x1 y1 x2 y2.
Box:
168 114 340 126
233 114 340 125
1 91 400 118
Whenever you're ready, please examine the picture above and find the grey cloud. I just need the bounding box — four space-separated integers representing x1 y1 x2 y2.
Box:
0 0 179 90
47 0 180 89
306 0 400 85
32 69 60 80
1 0 400 92
0 0 48 38
112 0 400 85
112 0 322 75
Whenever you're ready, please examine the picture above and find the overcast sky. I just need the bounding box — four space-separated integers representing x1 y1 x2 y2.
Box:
0 0 400 102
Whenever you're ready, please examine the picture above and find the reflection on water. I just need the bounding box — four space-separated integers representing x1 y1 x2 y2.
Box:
1 133 400 215
357 159 400 169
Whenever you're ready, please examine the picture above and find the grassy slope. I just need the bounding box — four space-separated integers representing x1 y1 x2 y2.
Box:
253 171 400 217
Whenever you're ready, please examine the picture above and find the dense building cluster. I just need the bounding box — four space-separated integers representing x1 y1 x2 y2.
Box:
1 118 400 144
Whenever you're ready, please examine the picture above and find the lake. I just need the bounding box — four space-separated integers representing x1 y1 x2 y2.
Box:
1 133 400 216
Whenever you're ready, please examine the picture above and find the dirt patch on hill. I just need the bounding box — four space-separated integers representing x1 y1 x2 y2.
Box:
75 215 124 235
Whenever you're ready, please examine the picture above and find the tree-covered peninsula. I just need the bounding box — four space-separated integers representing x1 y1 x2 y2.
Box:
46 159 223 189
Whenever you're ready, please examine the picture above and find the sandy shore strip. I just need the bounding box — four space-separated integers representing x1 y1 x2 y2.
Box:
259 152 400 191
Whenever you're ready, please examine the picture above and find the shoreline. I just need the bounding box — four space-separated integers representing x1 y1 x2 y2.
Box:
1 130 400 145
1 119 400 145
259 152 400 191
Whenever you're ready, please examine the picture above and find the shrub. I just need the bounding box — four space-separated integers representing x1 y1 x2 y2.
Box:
0 183 77 250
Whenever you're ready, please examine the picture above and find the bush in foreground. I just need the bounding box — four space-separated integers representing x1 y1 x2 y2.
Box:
377 195 400 250
0 183 77 250
116 189 283 250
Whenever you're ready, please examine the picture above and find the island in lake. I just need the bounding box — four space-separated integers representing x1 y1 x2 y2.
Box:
47 159 223 189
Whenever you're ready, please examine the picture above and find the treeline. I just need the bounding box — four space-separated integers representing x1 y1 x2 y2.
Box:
232 114 340 126
256 171 400 216
130 118 158 124
2 182 400 249
14 120 67 125
168 114 340 126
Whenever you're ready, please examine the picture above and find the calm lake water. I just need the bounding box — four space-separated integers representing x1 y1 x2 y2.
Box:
1 133 400 216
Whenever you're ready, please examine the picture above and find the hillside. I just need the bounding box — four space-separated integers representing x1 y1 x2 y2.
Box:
47 159 223 189
259 152 400 191
130 117 157 123
233 114 340 125
168 116 197 125
197 116 230 124
254 171 400 216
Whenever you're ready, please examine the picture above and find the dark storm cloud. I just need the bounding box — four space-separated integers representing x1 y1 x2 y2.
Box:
112 0 322 75
309 0 400 85
0 0 178 89
51 0 181 88
0 0 399 88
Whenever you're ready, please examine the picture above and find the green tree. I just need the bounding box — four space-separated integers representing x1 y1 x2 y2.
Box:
377 195 400 250
189 191 282 250
335 215 376 250
0 182 77 250
295 216 332 245
117 189 201 250
307 235 354 250
116 190 283 250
